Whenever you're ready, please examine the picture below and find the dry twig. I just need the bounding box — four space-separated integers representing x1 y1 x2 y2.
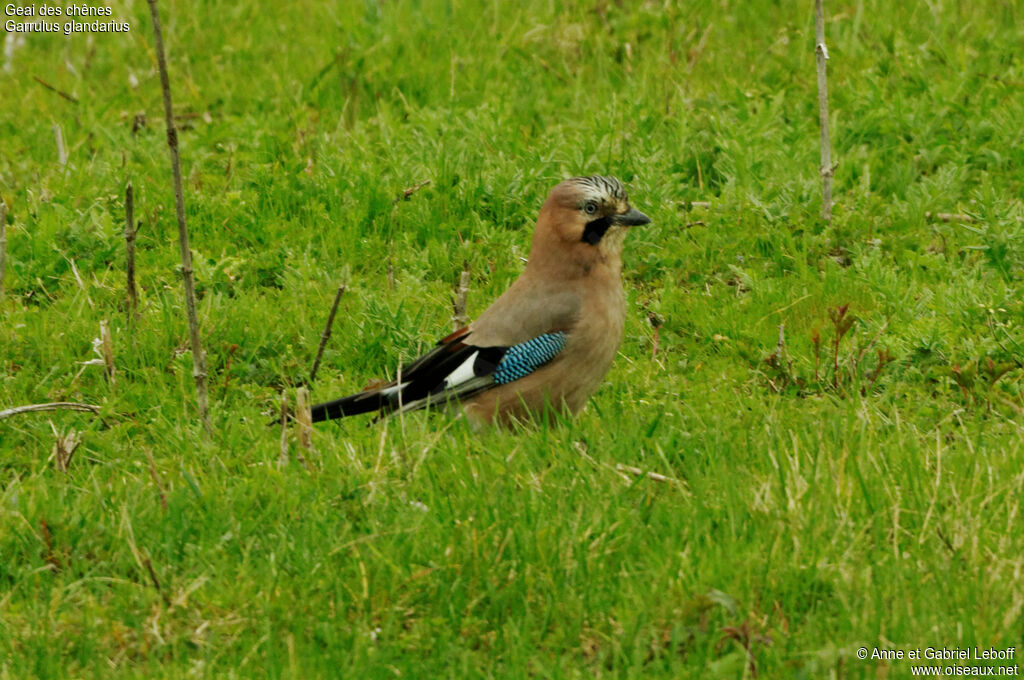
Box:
33 75 78 103
814 0 834 223
147 0 212 435
0 402 100 420
124 181 139 316
309 284 345 383
0 200 6 300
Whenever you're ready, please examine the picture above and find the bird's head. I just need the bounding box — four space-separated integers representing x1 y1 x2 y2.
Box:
531 176 650 272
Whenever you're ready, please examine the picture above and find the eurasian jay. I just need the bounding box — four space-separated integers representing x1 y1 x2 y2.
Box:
310 175 650 426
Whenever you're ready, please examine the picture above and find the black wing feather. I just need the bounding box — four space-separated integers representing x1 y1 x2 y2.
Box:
309 327 508 423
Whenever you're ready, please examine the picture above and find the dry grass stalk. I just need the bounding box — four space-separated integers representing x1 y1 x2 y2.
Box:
67 257 85 292
146 0 212 435
0 402 100 420
309 284 346 383
100 320 116 385
452 267 470 331
574 441 685 489
53 123 67 170
926 211 974 223
814 0 834 222
615 463 677 485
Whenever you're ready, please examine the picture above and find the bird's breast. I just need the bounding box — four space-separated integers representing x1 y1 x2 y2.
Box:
464 271 627 424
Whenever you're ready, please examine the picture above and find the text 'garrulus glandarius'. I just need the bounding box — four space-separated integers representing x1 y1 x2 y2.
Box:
310 175 650 426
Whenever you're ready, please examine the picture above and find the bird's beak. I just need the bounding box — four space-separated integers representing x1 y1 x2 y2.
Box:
613 208 651 227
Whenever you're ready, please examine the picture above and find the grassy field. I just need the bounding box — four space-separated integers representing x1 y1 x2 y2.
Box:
2 0 1023 677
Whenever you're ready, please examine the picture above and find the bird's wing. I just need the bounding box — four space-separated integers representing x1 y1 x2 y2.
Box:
309 327 569 422
464 276 582 346
310 274 582 423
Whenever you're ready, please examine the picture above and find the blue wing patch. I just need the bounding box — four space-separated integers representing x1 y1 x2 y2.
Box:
493 332 567 385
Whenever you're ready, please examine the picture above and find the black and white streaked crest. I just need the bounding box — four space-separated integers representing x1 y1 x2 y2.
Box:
569 176 627 203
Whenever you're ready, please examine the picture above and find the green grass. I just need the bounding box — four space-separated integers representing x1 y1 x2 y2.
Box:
2 0 1023 677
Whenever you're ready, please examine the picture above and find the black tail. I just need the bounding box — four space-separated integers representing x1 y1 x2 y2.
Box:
302 326 506 425
310 390 390 422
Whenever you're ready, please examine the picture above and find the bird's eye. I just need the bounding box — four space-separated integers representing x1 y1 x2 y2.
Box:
583 201 598 215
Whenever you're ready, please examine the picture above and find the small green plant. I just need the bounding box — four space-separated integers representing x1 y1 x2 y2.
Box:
763 304 893 397
950 356 1020 406
827 303 857 388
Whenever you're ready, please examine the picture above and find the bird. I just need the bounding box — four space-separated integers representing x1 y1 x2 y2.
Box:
310 175 650 426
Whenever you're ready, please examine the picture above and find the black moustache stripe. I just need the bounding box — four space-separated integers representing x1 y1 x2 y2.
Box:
581 215 613 245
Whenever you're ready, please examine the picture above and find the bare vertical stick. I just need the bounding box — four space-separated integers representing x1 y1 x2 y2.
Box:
815 0 833 223
452 267 470 331
0 201 6 300
146 0 212 435
124 181 138 317
53 123 67 170
278 392 289 468
295 386 312 469
309 284 345 383
100 320 116 386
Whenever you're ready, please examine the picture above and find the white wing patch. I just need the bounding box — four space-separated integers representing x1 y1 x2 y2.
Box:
380 381 410 398
443 350 480 389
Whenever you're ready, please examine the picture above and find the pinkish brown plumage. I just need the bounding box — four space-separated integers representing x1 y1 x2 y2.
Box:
310 176 650 426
